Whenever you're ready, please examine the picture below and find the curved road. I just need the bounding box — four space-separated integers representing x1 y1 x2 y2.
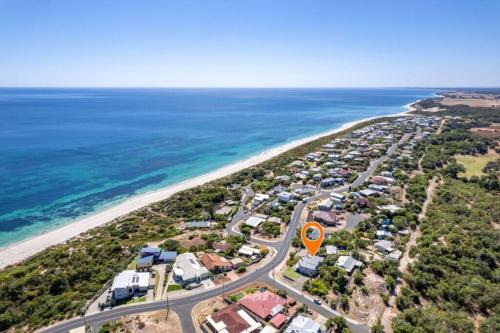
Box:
41 132 410 333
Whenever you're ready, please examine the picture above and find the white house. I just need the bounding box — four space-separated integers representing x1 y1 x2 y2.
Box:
374 240 395 253
253 193 270 206
277 191 293 203
238 245 261 257
111 270 150 301
245 216 266 228
285 315 321 333
318 198 333 211
336 255 362 274
172 253 209 286
330 192 346 203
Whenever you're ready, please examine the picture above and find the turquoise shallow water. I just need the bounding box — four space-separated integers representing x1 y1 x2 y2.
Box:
0 88 437 246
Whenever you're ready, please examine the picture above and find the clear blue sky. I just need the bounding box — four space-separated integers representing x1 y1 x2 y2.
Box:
1 0 499 87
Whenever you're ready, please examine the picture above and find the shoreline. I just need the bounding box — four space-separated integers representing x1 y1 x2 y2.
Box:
0 106 416 269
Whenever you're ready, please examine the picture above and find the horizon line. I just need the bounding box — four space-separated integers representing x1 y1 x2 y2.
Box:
0 85 498 89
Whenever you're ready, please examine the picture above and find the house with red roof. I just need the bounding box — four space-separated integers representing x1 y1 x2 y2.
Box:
238 290 288 322
269 313 288 329
199 253 232 273
205 303 261 333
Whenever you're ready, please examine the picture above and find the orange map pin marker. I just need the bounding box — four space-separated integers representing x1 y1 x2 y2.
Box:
301 221 324 257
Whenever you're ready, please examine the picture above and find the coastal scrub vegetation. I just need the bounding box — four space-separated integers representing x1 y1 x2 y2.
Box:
393 180 499 332
392 105 500 332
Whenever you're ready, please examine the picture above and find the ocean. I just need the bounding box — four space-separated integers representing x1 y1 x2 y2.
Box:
0 88 437 246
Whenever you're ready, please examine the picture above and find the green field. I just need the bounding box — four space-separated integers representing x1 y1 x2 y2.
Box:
455 153 498 178
284 266 300 281
167 284 183 292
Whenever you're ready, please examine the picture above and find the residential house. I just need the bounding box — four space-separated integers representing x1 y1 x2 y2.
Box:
245 216 266 228
290 160 304 167
213 241 231 253
277 191 293 203
270 313 288 329
230 258 246 269
377 204 402 214
374 240 395 254
330 192 346 203
376 230 393 239
275 175 291 183
138 247 177 268
368 184 389 193
205 303 262 333
318 199 333 211
185 220 211 229
381 171 393 178
312 210 339 226
359 189 379 197
321 177 335 187
336 255 362 274
325 245 338 255
354 197 370 208
136 255 154 271
254 193 270 206
371 176 396 185
238 290 288 321
111 270 150 301
284 315 321 333
268 216 282 224
199 253 232 273
296 255 324 277
172 253 210 286
238 245 261 257
387 250 403 261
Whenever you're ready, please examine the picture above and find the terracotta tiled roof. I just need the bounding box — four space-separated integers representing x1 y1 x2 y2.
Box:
210 303 249 333
238 290 287 320
270 313 288 328
199 253 232 271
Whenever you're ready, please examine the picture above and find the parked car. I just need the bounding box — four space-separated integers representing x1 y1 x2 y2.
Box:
314 298 322 305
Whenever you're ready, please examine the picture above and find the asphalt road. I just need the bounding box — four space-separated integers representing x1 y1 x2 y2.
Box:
40 132 411 333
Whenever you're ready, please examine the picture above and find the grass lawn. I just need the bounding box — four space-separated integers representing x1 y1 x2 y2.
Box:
126 296 146 304
455 152 499 178
167 284 183 292
244 287 258 294
229 292 244 302
284 267 300 281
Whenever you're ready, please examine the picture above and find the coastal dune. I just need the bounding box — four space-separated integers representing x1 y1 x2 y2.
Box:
0 108 414 269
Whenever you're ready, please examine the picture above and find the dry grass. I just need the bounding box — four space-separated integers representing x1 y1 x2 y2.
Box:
455 151 499 178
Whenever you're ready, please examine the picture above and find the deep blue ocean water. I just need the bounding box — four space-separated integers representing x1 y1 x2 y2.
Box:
0 88 437 246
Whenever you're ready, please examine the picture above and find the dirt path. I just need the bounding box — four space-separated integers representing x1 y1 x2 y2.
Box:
436 118 446 135
416 119 445 174
380 177 439 332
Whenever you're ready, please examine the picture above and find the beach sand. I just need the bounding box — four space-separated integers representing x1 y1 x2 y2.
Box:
0 108 414 269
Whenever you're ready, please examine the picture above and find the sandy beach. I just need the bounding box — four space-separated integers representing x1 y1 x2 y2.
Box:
0 108 415 269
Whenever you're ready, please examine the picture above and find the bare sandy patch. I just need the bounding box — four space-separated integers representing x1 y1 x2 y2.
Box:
118 309 181 333
347 268 387 325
